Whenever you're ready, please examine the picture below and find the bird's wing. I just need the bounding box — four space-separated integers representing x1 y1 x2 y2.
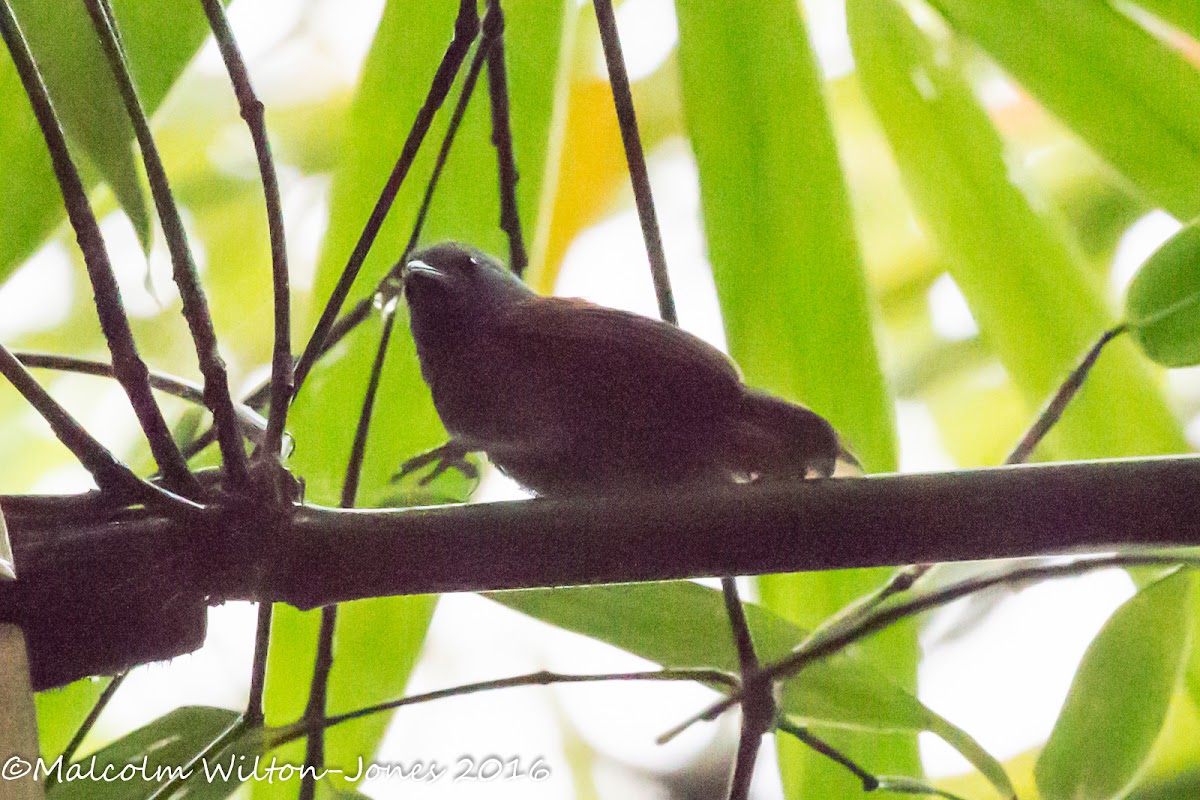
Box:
492 296 744 438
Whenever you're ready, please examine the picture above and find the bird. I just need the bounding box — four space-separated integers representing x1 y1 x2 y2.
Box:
395 241 857 496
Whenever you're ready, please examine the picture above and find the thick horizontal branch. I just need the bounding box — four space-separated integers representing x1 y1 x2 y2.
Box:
273 455 1200 608
3 455 1199 687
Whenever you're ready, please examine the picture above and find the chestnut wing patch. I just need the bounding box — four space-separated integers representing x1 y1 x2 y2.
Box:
494 297 744 443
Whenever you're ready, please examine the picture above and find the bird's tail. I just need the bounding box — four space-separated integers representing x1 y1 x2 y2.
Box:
734 389 857 480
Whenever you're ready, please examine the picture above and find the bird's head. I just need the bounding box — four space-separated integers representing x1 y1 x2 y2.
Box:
402 242 532 324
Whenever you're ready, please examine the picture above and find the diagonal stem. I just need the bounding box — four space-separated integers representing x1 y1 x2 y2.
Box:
144 718 249 800
15 351 267 441
0 0 200 496
245 602 272 726
592 0 676 325
199 0 293 462
721 576 770 800
277 668 738 746
592 2 749 790
300 605 337 800
85 0 250 489
291 0 480 397
301 304 401 797
1005 324 1127 465
666 553 1199 741
44 672 129 791
182 297 376 461
775 721 879 791
404 7 501 257
0 343 140 498
843 325 1133 635
0 343 201 515
181 1 486 464
483 0 527 276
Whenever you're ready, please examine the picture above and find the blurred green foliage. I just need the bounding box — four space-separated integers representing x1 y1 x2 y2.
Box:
1127 220 1200 367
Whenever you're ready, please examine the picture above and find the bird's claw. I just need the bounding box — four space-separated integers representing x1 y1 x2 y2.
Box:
393 441 479 486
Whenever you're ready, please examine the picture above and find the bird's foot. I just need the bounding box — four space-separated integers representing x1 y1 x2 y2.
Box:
393 440 479 486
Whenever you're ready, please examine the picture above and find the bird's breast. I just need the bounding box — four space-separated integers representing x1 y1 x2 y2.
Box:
417 337 557 453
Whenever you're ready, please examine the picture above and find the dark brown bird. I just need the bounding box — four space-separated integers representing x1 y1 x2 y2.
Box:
396 242 855 496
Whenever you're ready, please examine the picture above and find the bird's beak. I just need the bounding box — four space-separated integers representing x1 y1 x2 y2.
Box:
403 259 446 283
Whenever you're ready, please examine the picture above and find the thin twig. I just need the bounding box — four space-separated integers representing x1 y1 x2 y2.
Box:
721 577 769 800
794 564 930 658
722 579 759 682
291 0 480 396
837 324 1130 630
0 0 200 496
85 0 250 490
245 604 272 726
43 672 129 791
595 4 735 786
1006 324 1128 465
764 553 1172 682
144 717 249 800
15 351 268 442
662 553 1200 740
341 306 400 511
592 0 676 325
0 344 143 497
200 0 293 461
819 326 1129 640
775 720 879 792
301 305 401 796
0 344 201 514
300 606 336 800
250 297 375 414
404 17 499 257
192 0 499 464
483 0 527 276
275 668 738 747
182 297 376 461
